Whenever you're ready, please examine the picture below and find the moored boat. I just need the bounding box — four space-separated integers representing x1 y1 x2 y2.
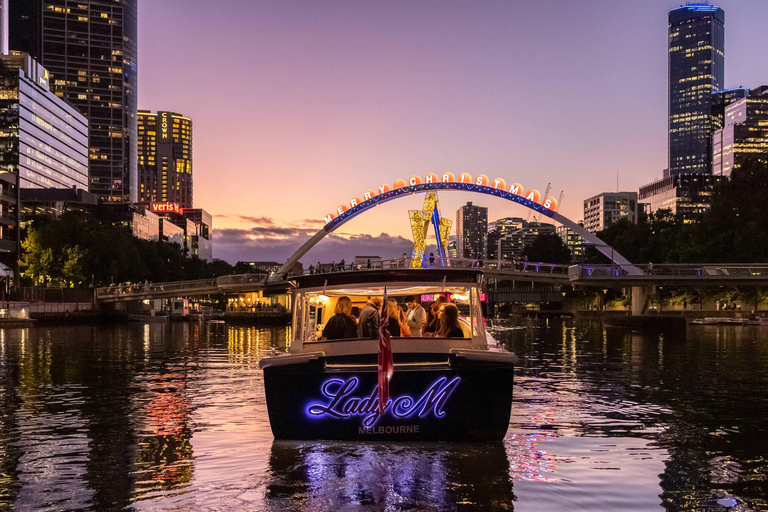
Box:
259 269 517 441
128 312 168 322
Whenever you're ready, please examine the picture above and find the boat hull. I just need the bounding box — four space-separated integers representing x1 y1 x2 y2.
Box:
263 354 514 441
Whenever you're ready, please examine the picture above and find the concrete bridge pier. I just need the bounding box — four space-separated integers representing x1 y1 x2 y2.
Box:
631 286 655 316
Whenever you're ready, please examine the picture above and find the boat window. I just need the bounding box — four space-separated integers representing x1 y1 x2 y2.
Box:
292 283 483 345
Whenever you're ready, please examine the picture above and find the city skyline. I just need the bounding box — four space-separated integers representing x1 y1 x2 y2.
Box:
136 1 766 262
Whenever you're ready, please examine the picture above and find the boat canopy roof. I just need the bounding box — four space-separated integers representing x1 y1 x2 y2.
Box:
291 269 483 294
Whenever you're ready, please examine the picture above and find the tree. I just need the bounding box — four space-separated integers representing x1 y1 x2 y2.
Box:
62 246 87 287
524 233 571 264
19 228 54 285
18 212 238 287
692 158 768 262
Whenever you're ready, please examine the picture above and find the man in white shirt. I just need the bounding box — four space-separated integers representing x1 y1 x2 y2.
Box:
405 295 427 337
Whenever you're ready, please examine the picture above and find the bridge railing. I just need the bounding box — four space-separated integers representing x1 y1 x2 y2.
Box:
570 263 768 280
302 258 570 276
217 274 268 286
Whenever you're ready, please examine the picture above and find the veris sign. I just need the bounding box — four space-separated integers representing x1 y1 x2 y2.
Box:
323 173 559 224
150 202 182 214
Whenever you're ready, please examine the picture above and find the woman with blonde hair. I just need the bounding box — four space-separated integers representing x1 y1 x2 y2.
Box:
385 299 411 337
436 303 465 338
322 296 358 340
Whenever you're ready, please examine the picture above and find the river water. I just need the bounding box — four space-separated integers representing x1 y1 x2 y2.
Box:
0 320 765 511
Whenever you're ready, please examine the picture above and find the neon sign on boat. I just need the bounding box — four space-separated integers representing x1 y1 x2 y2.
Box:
307 376 461 427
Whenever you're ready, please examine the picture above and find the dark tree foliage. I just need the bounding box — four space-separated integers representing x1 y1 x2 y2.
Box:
693 158 768 262
524 233 572 264
20 212 235 286
596 158 768 263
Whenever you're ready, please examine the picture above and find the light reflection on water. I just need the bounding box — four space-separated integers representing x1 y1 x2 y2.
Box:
0 321 765 510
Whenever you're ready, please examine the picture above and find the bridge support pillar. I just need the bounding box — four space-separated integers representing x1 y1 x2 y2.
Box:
631 286 653 316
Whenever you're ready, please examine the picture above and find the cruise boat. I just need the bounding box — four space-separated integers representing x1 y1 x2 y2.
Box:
259 269 517 441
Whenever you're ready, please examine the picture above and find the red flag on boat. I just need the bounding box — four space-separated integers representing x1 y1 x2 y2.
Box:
378 288 393 414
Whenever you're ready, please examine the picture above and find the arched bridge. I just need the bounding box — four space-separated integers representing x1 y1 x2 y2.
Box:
275 180 641 279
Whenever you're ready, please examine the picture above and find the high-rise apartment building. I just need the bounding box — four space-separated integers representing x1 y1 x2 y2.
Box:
582 192 638 233
455 202 487 260
497 222 557 262
713 86 768 177
668 3 724 175
486 217 524 260
556 226 585 263
137 111 193 208
10 0 139 203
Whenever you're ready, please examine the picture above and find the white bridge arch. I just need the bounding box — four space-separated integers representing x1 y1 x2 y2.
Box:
275 182 639 279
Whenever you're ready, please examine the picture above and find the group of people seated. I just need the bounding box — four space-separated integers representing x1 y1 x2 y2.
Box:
321 295 466 341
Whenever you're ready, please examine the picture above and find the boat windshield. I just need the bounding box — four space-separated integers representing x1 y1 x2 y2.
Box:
290 282 485 344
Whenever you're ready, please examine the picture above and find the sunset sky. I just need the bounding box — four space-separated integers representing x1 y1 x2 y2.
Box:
138 0 768 264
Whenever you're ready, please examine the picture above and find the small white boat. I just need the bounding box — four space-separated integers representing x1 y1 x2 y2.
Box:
259 269 517 442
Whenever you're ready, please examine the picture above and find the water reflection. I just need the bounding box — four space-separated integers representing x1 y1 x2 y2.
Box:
264 441 514 511
500 321 768 510
0 321 764 509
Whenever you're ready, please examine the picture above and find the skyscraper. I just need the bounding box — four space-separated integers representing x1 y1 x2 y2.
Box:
137 111 193 208
455 202 487 260
668 2 724 175
10 0 139 203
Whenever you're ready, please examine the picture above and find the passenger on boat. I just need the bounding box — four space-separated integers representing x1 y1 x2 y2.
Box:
358 297 382 338
436 303 465 338
405 295 427 337
322 296 358 340
385 299 411 337
424 296 449 335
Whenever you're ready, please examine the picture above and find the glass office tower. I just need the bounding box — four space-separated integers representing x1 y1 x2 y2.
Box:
668 3 724 175
0 53 89 280
138 111 193 208
10 0 139 203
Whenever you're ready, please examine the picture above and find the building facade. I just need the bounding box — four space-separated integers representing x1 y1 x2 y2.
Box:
639 173 725 222
455 202 487 260
556 226 585 263
713 86 768 177
181 208 212 261
486 217 524 260
10 0 139 203
668 3 725 176
0 54 88 190
497 222 557 262
0 53 89 280
582 192 638 233
138 110 193 208
21 187 98 219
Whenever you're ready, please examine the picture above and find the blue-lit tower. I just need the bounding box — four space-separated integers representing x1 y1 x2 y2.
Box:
668 2 724 175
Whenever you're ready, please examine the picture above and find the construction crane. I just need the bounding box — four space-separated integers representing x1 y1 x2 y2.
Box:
530 183 551 223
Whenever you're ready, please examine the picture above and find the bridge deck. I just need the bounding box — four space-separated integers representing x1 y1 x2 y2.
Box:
94 261 768 302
